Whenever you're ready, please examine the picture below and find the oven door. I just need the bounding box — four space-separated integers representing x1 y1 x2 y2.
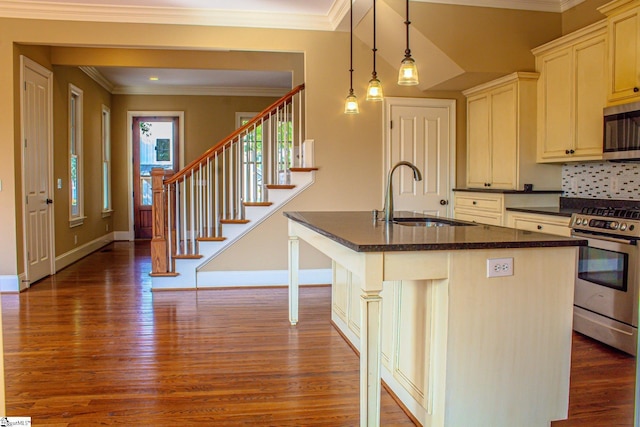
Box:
572 231 638 327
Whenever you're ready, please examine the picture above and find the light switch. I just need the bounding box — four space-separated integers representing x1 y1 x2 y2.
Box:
57 178 62 189
0 179 2 192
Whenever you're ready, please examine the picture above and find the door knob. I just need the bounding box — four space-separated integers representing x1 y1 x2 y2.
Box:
46 198 53 204
439 199 448 205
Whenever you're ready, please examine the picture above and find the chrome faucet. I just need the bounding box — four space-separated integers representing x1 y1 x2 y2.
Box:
384 161 422 223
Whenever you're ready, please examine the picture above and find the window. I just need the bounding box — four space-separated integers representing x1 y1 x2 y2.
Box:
69 84 84 227
101 105 112 216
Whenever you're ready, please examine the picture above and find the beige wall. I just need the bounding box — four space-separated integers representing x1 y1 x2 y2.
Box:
52 66 113 255
562 0 611 34
0 0 611 279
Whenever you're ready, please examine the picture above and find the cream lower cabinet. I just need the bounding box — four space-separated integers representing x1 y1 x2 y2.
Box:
453 191 561 226
332 262 437 423
599 0 640 105
506 211 571 237
533 21 607 162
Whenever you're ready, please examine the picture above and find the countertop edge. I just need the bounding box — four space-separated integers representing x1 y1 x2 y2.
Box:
453 188 563 194
284 211 586 253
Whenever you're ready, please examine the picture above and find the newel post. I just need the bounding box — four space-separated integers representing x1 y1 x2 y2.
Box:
150 168 172 275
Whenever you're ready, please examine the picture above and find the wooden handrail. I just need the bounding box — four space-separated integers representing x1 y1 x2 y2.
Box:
165 83 305 185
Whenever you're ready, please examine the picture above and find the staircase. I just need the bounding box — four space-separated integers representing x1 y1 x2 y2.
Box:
150 84 316 289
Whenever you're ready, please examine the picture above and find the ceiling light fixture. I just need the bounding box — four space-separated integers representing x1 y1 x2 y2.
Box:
149 76 159 81
345 0 359 114
366 0 383 101
398 0 419 85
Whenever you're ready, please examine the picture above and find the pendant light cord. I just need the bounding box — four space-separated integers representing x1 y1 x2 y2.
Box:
372 0 377 79
404 0 411 58
349 0 354 92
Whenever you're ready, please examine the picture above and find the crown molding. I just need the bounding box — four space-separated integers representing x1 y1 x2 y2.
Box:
0 0 336 31
111 85 289 97
79 66 114 92
412 0 583 13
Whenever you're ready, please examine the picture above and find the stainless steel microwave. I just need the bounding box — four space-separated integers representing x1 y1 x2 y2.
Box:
603 101 640 160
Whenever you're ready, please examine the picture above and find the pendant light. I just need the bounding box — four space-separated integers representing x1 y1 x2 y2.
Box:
398 0 419 86
366 0 383 101
344 0 359 114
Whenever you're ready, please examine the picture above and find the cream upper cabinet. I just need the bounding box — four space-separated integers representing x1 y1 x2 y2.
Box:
599 0 640 105
463 72 561 190
533 21 607 163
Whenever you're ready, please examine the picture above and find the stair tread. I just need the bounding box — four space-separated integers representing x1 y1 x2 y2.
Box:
290 167 319 172
197 236 227 242
266 184 296 189
243 202 274 207
149 272 180 277
220 219 251 224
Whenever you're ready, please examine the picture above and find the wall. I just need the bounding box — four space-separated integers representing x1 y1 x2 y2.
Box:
562 0 611 34
562 162 640 200
52 66 113 256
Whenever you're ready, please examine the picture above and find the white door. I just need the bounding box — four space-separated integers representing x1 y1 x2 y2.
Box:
21 57 54 286
384 98 456 217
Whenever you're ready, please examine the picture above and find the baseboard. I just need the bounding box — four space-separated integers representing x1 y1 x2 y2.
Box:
197 268 331 288
113 231 133 241
0 275 20 293
55 232 115 272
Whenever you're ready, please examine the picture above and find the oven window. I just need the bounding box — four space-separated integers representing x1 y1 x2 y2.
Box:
578 246 628 292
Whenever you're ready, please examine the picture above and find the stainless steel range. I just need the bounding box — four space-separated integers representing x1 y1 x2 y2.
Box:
570 207 640 355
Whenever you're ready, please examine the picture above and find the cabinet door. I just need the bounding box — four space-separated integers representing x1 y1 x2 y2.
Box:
574 35 606 158
537 48 573 161
489 85 517 189
466 95 491 188
608 7 640 104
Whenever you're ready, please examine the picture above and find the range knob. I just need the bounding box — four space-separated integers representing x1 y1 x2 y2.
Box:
609 221 619 230
620 223 628 231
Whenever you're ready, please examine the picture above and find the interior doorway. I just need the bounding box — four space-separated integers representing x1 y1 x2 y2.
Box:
383 98 456 217
20 56 54 288
132 115 180 239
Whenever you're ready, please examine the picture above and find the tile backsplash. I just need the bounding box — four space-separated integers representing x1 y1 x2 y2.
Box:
562 162 640 200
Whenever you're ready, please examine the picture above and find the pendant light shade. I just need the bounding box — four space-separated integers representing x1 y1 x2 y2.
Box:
345 0 359 114
344 90 359 114
366 76 384 101
398 0 419 86
367 0 383 101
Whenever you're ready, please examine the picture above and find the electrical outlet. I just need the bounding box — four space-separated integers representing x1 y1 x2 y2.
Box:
487 257 514 278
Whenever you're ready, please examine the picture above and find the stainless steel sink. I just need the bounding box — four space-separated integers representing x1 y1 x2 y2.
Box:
392 217 476 227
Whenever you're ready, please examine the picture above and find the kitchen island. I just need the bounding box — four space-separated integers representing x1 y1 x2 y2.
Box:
285 211 586 427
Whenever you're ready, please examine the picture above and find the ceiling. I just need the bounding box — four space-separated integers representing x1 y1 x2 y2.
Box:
6 0 581 94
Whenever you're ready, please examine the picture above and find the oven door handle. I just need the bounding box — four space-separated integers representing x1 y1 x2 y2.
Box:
571 230 638 245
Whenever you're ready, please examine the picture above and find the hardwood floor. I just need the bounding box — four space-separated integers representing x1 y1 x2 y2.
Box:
1 241 636 426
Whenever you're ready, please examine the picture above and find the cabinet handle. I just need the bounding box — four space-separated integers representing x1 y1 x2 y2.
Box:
472 201 477 205
537 225 543 230
487 183 491 187
565 149 570 155
634 87 639 93
570 149 575 154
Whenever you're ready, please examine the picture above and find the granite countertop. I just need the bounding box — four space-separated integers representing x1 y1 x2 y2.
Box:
505 206 581 218
453 188 563 194
284 211 585 253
